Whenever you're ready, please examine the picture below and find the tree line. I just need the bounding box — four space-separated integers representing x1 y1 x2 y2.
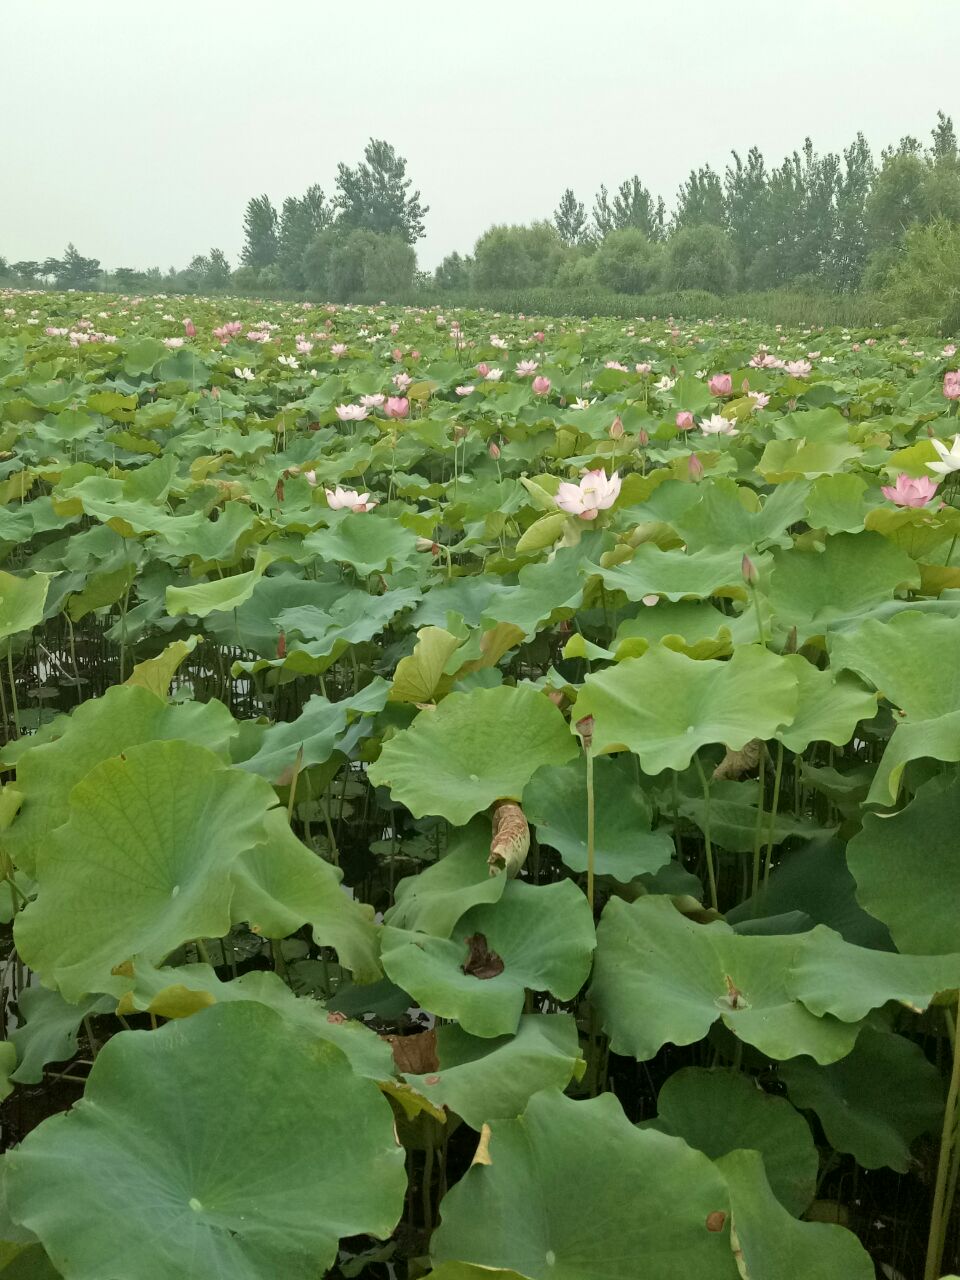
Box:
4 114 960 322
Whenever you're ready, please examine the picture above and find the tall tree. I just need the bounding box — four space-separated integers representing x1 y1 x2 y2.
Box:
52 244 101 289
335 139 428 243
830 133 875 290
592 184 614 240
278 187 331 288
11 260 41 283
723 146 769 283
206 248 232 289
241 195 279 269
673 165 725 231
554 189 588 246
611 176 665 240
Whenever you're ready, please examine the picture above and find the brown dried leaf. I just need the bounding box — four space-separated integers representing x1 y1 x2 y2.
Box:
462 933 505 980
381 1028 439 1075
472 1122 493 1166
712 738 765 781
488 800 530 878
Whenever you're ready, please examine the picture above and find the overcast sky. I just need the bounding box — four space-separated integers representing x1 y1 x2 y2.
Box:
3 1 958 272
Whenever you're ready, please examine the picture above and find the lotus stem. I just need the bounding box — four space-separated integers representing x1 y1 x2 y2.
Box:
751 747 766 900
762 741 785 887
693 752 718 911
925 997 960 1280
585 745 596 911
6 648 20 738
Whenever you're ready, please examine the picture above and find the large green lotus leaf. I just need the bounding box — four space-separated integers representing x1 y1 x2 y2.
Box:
781 1027 944 1172
431 1089 734 1279
0 1242 61 1278
4 1003 405 1280
404 1014 583 1130
847 775 960 954
113 960 393 1082
151 500 256 563
384 821 507 936
804 473 867 534
16 741 279 1002
672 774 832 855
481 543 590 638
789 925 960 1020
612 601 736 660
590 897 859 1063
865 504 960 560
201 573 345 656
389 626 463 703
381 879 595 1038
6 684 238 877
165 547 275 618
716 1149 873 1279
522 754 673 880
756 437 862 481
231 811 381 982
0 573 50 642
727 838 892 950
776 656 877 753
644 1067 817 1216
304 515 418 575
830 612 960 803
236 695 349 782
234 584 423 677
586 545 747 603
573 645 797 773
368 685 577 824
9 988 112 1085
766 533 919 641
671 478 808 553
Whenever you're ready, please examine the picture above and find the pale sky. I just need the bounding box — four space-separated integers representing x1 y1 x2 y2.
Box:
3 0 958 272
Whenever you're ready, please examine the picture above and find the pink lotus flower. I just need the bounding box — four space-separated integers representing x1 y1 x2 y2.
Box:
881 473 939 507
555 469 622 521
635 362 652 374
390 323 400 335
335 404 368 421
384 397 409 419
330 343 348 357
325 485 377 513
605 361 629 372
675 411 694 430
456 385 475 396
183 318 196 337
532 331 545 343
532 375 551 396
392 372 413 391
391 347 403 361
748 391 770 410
476 362 490 377
296 339 314 354
708 373 732 395
749 352 781 369
943 371 960 400
515 359 539 376
163 337 184 349
784 359 812 378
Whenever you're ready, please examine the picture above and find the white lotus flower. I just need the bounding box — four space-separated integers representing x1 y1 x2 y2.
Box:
928 434 960 476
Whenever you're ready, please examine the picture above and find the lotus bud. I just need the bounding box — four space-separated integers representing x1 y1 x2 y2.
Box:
688 454 704 481
637 428 650 448
488 439 501 459
741 553 758 586
675 411 694 430
276 631 286 659
576 715 595 751
609 415 625 440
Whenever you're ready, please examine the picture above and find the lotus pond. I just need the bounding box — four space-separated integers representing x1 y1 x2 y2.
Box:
0 292 958 1279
